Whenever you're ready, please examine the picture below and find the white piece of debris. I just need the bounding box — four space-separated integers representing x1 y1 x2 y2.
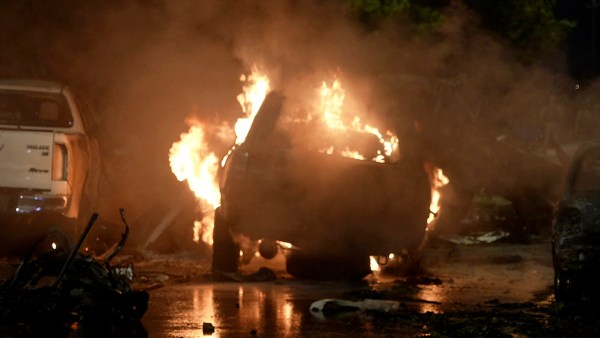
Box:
310 298 400 313
441 230 510 245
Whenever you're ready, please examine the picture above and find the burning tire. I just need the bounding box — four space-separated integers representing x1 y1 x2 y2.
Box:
285 251 371 280
211 208 239 274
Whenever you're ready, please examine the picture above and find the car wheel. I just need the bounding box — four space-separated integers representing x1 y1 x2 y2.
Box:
554 268 575 301
211 208 239 274
285 251 371 280
9 213 76 255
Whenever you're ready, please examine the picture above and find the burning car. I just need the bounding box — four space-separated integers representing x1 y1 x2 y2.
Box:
552 141 600 300
0 79 100 252
213 90 431 279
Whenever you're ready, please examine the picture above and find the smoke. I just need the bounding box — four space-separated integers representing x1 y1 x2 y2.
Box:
0 0 588 239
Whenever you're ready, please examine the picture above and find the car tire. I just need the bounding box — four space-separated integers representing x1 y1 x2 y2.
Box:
12 212 76 255
554 268 575 302
211 208 239 274
285 251 371 280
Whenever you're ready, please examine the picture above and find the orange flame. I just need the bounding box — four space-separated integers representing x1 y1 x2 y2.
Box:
318 79 399 162
235 66 270 144
320 80 346 130
369 256 381 272
169 67 270 246
169 121 221 243
427 167 450 226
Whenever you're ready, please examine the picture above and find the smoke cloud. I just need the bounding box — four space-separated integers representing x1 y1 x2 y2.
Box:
0 0 588 242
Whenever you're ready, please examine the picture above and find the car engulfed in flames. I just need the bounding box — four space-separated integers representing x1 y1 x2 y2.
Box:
214 86 431 279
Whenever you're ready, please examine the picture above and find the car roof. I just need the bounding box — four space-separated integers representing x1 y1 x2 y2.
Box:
0 79 65 94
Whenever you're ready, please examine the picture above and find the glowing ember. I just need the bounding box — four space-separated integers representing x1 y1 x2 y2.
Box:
277 240 293 250
340 149 365 160
427 166 450 226
234 66 270 144
369 256 381 272
318 79 399 162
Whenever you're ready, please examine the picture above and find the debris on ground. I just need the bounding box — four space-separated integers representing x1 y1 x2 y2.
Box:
202 322 215 334
310 298 401 314
0 210 149 336
440 230 510 245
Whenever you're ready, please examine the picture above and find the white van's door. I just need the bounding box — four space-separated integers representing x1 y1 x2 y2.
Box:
0 130 54 190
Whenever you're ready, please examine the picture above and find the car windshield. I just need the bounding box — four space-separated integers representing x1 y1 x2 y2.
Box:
571 149 600 192
0 90 73 128
270 106 400 164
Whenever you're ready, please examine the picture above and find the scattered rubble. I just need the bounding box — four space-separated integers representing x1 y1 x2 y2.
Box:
202 322 215 334
0 210 149 336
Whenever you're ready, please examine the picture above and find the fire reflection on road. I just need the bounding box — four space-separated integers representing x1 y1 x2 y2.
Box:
143 282 417 337
145 284 312 337
416 284 445 314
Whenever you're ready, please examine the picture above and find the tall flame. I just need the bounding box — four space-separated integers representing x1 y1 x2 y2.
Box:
169 122 221 243
320 80 346 130
234 66 270 144
169 66 270 246
427 166 450 226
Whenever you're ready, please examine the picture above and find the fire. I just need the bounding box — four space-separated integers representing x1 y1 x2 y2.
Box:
427 166 450 226
169 66 270 246
318 79 399 162
170 72 409 247
169 122 221 243
320 80 346 130
234 66 270 144
369 256 381 272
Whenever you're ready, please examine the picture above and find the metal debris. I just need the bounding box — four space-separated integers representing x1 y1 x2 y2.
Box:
310 298 401 313
440 230 510 245
0 209 149 335
202 322 215 334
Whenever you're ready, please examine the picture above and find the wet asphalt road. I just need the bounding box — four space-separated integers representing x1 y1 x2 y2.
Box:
142 281 418 337
4 237 597 337
138 239 564 337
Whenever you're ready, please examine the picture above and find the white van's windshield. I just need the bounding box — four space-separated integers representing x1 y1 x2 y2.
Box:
0 90 73 128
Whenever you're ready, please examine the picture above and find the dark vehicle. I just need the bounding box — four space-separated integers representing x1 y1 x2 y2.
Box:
213 92 431 279
552 141 600 300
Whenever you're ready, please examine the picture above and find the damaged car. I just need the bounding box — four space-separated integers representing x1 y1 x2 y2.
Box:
0 79 100 252
213 91 431 279
552 141 600 300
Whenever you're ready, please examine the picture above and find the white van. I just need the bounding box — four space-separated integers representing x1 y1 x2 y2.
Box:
0 79 99 240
